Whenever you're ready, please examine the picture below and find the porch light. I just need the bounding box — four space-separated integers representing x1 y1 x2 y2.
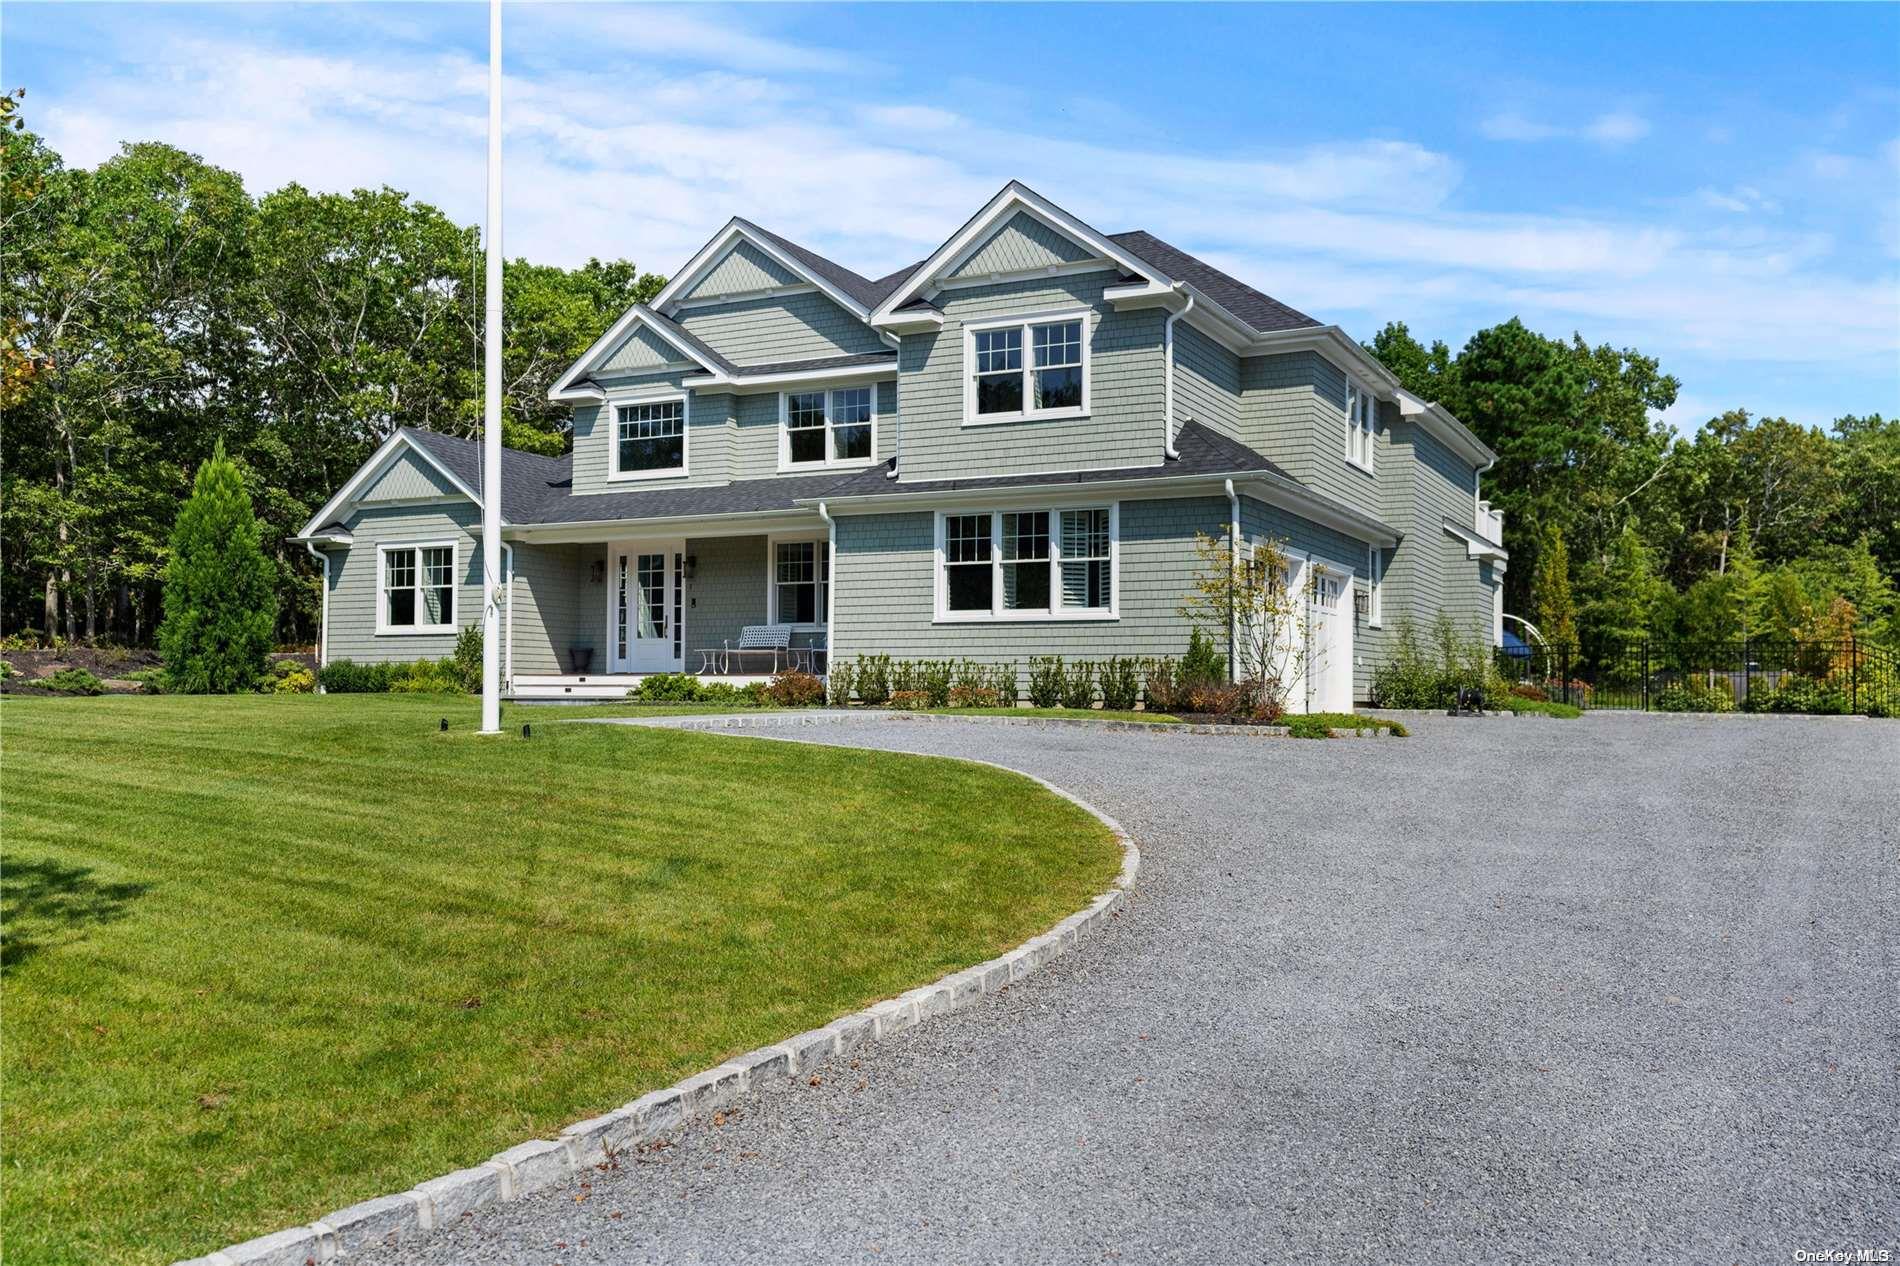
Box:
683 554 697 580
589 559 606 584
1354 590 1369 619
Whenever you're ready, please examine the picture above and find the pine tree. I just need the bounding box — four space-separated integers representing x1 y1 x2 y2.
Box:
1531 527 1578 651
158 441 278 692
1726 510 1763 637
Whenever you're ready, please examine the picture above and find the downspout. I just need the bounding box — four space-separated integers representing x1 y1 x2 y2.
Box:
1224 478 1239 684
303 540 330 691
887 372 900 479
1162 285 1196 460
818 501 836 672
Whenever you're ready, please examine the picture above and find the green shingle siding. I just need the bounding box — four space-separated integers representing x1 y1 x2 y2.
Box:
509 542 599 675
323 503 482 664
598 325 687 377
681 241 799 300
569 371 718 498
1173 322 1241 444
896 272 1166 482
947 211 1094 278
674 291 884 366
357 449 460 503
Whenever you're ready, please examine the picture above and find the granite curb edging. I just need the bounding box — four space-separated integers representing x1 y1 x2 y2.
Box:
589 710 1398 739
175 752 1140 1266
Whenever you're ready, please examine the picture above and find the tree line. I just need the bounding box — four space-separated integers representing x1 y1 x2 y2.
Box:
5 100 1894 653
1 97 662 647
1365 322 1897 652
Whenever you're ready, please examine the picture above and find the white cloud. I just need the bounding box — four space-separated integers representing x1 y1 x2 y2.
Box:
1482 108 1651 147
1582 110 1651 145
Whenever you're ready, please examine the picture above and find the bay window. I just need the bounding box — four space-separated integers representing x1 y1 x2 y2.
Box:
379 542 456 634
780 386 877 468
936 505 1117 620
614 397 686 477
965 312 1089 423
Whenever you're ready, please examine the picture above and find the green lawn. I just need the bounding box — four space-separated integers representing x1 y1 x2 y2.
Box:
1 694 1119 1264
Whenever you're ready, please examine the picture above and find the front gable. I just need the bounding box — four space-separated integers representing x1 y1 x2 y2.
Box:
946 209 1097 280
678 240 801 302
598 324 695 378
357 447 462 503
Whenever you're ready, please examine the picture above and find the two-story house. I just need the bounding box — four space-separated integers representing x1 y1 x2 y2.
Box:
293 182 1508 710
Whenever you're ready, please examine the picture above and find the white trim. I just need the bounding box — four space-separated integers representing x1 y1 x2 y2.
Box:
961 308 1092 427
871 182 1166 325
765 531 830 631
670 281 818 311
1443 516 1509 563
375 539 459 636
652 220 872 320
931 503 1120 624
775 385 880 472
606 390 691 482
683 363 896 392
1365 544 1384 628
295 432 482 540
303 540 331 669
1345 376 1377 474
1395 386 1498 469
547 304 722 402
605 539 687 673
928 257 1116 296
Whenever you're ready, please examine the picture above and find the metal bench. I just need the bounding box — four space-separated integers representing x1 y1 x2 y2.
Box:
720 623 794 674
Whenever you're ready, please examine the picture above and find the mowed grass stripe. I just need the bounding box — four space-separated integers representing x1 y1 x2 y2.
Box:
2 694 1118 1264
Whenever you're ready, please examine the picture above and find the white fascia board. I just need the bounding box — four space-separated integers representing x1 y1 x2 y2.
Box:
652 220 871 321
547 304 722 401
870 181 1170 324
294 432 485 540
795 472 1249 515
504 508 821 545
869 308 944 333
1239 470 1402 549
1397 388 1497 468
682 365 898 394
1443 516 1509 562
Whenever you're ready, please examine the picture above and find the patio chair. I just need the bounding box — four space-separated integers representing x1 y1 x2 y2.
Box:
723 623 794 674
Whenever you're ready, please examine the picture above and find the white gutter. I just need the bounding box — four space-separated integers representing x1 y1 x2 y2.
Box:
303 540 330 680
1162 286 1196 460
1225 478 1239 684
817 501 836 672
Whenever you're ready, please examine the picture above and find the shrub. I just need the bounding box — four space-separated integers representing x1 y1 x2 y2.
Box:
1653 678 1736 713
632 672 708 702
1509 682 1548 702
827 659 857 706
1142 657 1180 712
451 624 484 693
888 689 930 710
1060 660 1096 709
761 670 825 707
259 659 315 695
388 659 461 694
1028 656 1065 708
991 662 1018 707
0 659 13 681
948 685 1000 708
1180 627 1227 688
0 632 47 652
159 440 278 693
1180 679 1246 716
43 668 106 696
1742 675 1849 715
317 660 392 693
919 660 954 709
1099 657 1139 711
855 654 892 706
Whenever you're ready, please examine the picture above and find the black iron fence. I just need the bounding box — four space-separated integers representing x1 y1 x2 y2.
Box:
1495 637 1899 717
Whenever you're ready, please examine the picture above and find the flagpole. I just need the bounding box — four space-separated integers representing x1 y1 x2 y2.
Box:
479 0 504 734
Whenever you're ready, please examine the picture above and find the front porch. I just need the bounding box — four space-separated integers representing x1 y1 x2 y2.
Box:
502 527 829 699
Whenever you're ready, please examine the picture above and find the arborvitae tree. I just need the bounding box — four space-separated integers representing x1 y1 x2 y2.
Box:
1580 524 1668 646
1531 526 1578 651
158 441 277 692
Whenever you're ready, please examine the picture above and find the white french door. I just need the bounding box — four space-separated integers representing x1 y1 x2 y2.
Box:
609 540 685 673
1306 566 1353 713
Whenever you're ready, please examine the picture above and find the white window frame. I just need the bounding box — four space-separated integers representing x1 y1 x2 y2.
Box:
932 503 1119 623
1345 379 1376 473
376 539 458 635
608 389 690 481
765 533 830 630
776 386 878 471
1365 545 1383 627
961 309 1091 427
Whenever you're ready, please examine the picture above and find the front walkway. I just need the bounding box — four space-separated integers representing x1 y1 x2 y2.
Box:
359 713 1899 1264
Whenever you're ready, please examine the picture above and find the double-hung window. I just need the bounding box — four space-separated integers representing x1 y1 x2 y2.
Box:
938 506 1117 620
1345 380 1376 471
380 542 455 634
965 312 1088 423
772 540 830 625
781 386 876 468
614 397 686 477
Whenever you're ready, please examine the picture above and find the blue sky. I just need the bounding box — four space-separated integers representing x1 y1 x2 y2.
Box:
8 2 1898 429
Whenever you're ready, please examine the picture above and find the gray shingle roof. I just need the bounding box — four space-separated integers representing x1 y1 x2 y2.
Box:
1108 230 1320 333
733 219 887 313
820 421 1290 501
522 467 862 525
400 427 570 523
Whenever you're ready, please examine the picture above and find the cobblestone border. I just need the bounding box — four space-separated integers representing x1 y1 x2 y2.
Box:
176 751 1139 1265
600 710 1398 739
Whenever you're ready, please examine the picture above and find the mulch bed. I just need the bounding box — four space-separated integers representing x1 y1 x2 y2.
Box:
0 648 314 695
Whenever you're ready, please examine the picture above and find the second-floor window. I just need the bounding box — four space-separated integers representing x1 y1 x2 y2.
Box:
965 312 1088 424
781 386 876 468
1346 380 1376 471
615 398 686 477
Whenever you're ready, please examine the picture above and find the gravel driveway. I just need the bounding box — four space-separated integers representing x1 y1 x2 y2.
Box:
360 712 1898 1265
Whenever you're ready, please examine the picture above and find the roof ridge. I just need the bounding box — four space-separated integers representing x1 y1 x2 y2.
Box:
1107 229 1321 334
